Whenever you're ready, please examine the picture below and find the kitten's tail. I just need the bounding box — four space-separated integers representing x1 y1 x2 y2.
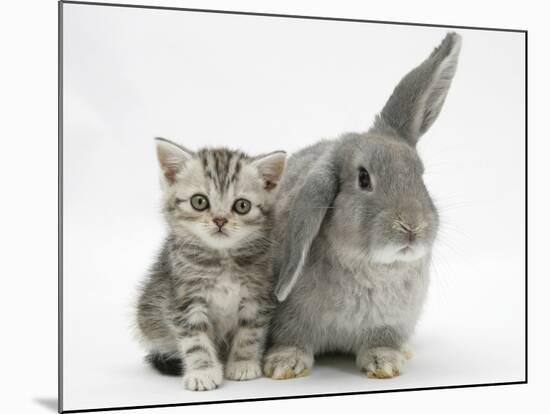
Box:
146 352 183 376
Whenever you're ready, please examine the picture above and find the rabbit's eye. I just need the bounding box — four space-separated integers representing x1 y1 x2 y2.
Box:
358 167 372 191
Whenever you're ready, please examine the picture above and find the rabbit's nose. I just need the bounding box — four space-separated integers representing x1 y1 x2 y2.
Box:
406 229 416 243
213 217 228 229
397 222 416 243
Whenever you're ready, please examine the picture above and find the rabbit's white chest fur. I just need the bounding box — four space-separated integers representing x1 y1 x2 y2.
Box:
341 264 424 323
299 252 430 354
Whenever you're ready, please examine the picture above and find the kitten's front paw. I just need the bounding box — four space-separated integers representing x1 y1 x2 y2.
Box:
263 346 313 380
225 360 262 381
183 366 223 391
356 347 405 379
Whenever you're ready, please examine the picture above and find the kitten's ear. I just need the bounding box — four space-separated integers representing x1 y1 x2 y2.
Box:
155 137 194 184
251 151 287 191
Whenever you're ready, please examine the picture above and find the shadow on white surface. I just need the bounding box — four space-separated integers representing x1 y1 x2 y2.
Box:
33 398 58 412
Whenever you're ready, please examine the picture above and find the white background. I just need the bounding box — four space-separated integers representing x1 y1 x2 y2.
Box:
60 3 526 411
1 0 546 414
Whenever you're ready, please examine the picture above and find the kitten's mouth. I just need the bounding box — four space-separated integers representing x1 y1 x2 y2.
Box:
212 229 228 237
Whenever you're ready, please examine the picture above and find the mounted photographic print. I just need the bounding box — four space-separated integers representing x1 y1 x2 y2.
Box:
59 1 527 412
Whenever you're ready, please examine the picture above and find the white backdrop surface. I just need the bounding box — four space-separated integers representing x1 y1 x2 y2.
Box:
61 2 525 411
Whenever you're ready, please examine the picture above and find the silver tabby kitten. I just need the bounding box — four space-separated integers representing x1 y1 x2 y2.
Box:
136 138 286 391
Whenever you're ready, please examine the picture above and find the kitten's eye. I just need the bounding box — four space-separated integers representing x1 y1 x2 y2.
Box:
190 194 209 211
233 198 251 215
358 167 372 191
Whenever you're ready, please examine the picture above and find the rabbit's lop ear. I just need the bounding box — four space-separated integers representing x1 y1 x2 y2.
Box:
274 158 338 302
373 32 462 145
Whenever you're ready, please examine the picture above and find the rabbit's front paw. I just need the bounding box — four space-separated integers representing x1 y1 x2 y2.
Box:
225 359 262 381
183 365 223 391
264 346 313 380
356 347 405 379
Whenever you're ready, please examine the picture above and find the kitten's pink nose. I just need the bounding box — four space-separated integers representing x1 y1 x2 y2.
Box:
213 217 228 229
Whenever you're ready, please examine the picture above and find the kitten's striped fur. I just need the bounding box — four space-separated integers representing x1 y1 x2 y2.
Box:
137 139 286 391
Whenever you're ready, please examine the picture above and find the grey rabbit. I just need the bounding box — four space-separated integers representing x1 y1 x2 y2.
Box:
264 32 462 379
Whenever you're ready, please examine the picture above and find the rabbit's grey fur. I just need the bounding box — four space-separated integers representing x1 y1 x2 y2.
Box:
264 33 461 380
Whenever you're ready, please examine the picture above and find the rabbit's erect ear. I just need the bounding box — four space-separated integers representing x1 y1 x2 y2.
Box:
373 32 462 145
155 137 194 184
274 159 338 302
